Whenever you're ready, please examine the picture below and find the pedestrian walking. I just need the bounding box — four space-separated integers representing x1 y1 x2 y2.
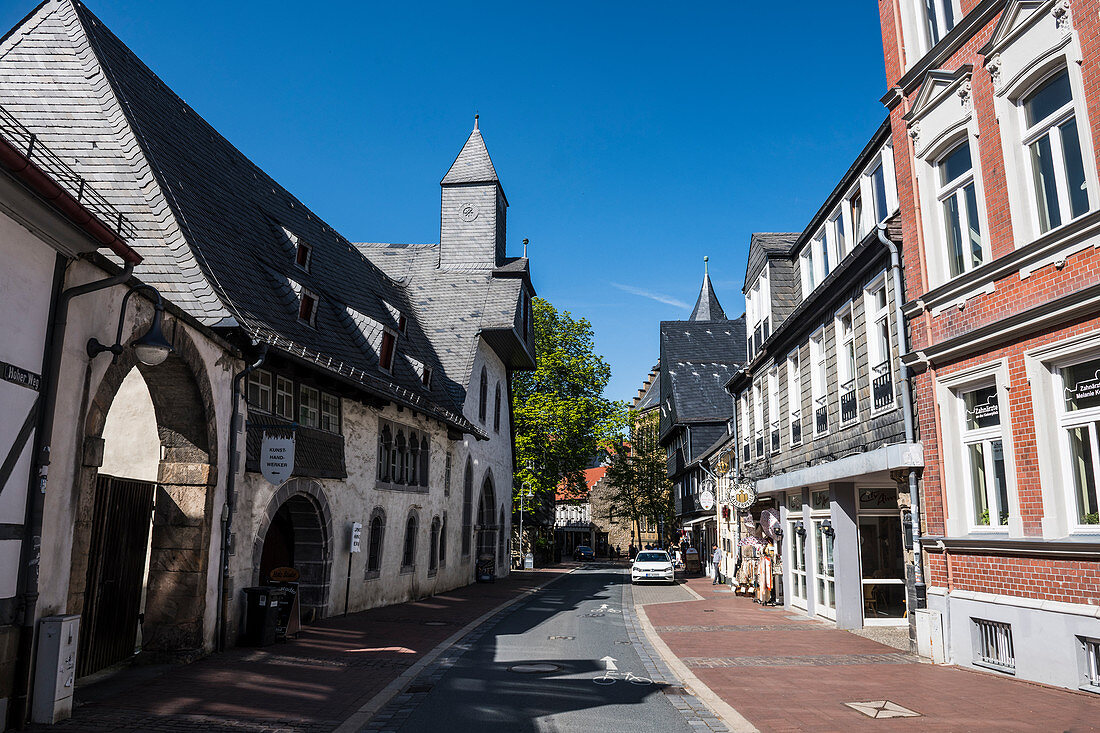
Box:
711 544 722 585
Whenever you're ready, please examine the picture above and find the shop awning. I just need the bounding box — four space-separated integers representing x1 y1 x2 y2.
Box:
681 516 715 528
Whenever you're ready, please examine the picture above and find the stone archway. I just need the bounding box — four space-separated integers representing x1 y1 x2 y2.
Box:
252 478 333 621
69 317 219 660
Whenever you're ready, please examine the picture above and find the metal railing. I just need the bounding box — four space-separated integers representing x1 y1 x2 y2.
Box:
1086 638 1100 688
790 411 802 444
840 381 857 423
0 104 134 239
815 405 828 434
755 432 764 457
974 619 1014 672
771 421 780 452
872 362 894 409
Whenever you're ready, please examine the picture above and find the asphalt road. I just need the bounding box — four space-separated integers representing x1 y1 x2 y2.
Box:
383 565 698 733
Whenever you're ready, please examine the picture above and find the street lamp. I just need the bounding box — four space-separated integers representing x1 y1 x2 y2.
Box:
87 283 174 366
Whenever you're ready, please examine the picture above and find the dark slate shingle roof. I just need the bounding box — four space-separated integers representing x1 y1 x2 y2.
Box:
441 124 499 185
658 316 746 437
688 272 726 321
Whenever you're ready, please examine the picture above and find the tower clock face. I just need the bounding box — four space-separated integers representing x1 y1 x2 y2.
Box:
460 202 479 222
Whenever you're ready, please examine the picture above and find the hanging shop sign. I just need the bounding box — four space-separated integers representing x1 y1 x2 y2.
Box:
350 522 363 553
731 482 757 510
260 432 294 485
699 489 715 511
268 566 300 582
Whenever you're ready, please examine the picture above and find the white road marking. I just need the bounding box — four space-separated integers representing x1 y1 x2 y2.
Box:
600 655 618 672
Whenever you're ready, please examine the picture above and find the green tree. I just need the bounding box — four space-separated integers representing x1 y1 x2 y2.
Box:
604 408 673 547
513 298 625 515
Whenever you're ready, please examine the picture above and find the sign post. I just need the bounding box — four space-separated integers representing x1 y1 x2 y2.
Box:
345 522 362 616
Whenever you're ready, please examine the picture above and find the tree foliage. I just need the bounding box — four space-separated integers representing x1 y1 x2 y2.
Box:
604 408 674 545
513 298 625 511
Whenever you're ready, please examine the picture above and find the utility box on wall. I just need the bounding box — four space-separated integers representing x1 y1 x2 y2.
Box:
32 615 80 724
915 609 946 664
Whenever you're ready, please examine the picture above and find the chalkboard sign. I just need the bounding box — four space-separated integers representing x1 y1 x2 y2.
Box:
272 581 300 639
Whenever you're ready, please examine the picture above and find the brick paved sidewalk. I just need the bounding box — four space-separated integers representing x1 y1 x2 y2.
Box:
33 567 572 733
642 576 1100 732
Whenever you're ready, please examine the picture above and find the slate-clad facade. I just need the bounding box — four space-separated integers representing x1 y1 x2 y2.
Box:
880 0 1100 691
729 121 925 635
0 1 534 724
659 272 746 560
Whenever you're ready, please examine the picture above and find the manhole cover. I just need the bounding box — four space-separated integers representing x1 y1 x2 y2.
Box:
844 701 921 719
422 621 448 626
508 663 563 674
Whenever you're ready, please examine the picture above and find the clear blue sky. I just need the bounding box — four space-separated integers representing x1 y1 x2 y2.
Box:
2 1 888 404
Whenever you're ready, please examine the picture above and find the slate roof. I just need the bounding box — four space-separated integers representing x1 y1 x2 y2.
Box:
441 121 499 185
658 316 746 439
0 0 529 436
636 370 661 412
743 233 798 289
688 272 726 321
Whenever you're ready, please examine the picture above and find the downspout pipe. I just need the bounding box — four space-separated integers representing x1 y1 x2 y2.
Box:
11 260 136 727
218 343 267 652
876 223 926 607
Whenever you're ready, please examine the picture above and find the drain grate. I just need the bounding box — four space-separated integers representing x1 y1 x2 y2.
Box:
614 640 632 645
406 684 433 694
844 701 921 719
548 635 575 640
422 621 448 626
663 686 689 695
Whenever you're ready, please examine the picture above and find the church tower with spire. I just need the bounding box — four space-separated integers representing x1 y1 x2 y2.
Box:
439 115 507 269
689 256 727 321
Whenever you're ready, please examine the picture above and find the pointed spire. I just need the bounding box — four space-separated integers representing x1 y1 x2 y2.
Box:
441 117 498 185
689 257 727 321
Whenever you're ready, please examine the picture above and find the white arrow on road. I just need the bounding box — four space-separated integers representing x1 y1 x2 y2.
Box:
600 656 618 672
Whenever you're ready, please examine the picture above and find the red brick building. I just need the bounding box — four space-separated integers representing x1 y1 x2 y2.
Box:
879 0 1100 690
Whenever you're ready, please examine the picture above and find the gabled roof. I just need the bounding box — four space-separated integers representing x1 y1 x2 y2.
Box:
0 0 527 436
743 233 798 290
688 272 726 321
658 317 745 439
441 120 499 185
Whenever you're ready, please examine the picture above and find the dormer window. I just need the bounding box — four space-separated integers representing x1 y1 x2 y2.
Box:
298 288 319 326
379 330 396 372
746 266 770 358
422 366 432 388
398 313 407 333
295 241 312 271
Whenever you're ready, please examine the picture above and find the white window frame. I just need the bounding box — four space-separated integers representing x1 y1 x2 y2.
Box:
809 327 829 437
767 366 780 454
800 246 815 298
787 349 803 446
741 392 751 460
753 379 765 457
275 375 294 420
299 385 320 428
1018 67 1091 234
1055 355 1100 531
847 185 865 245
986 9 1099 252
320 392 340 433
835 302 858 427
935 138 986 278
898 0 961 66
298 287 319 327
957 383 1011 530
935 359 1021 538
247 369 273 413
864 274 897 415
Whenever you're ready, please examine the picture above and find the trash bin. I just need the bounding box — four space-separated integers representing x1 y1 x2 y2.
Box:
240 586 286 647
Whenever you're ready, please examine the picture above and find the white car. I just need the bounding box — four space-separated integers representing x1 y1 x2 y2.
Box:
631 550 675 585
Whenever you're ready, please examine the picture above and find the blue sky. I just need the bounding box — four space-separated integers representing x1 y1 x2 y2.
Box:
1 1 888 404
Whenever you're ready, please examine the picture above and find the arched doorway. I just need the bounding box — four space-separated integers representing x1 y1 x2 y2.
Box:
253 479 332 621
70 318 218 673
476 474 496 559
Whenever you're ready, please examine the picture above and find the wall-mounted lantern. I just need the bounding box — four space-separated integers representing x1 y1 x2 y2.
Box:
821 519 835 539
87 283 173 366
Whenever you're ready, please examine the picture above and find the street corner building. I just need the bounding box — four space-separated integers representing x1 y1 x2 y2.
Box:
0 0 534 725
727 127 925 634
877 0 1100 691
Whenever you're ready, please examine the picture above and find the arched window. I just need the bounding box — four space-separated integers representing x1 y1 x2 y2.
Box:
395 431 407 484
402 511 418 570
408 431 419 486
439 515 447 567
462 458 473 556
389 428 399 483
419 437 430 487
378 425 392 481
479 367 488 423
429 517 441 572
494 383 501 433
497 506 506 563
366 508 385 578
477 475 496 558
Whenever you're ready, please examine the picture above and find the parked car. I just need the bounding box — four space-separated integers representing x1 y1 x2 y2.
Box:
573 545 595 561
631 550 674 585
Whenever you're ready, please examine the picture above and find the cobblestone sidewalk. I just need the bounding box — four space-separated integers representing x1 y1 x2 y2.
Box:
642 576 1100 732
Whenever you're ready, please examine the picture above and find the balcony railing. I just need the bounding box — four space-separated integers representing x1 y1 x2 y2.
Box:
872 362 894 409
755 432 764 456
791 411 802 444
743 442 750 463
0 104 135 240
770 422 780 452
815 404 828 434
840 381 857 423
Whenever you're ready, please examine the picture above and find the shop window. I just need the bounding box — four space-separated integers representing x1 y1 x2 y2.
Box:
1056 357 1100 526
275 376 294 420
320 392 340 433
959 385 1010 528
247 369 273 412
299 385 320 428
